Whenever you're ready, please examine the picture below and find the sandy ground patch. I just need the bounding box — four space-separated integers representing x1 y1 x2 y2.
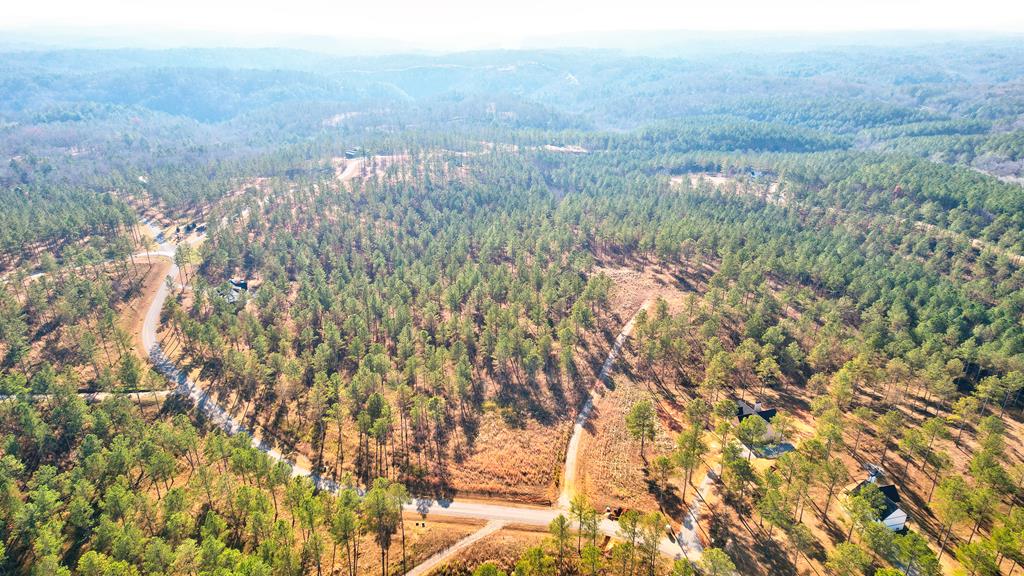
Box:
672 173 783 205
594 262 698 322
541 144 588 154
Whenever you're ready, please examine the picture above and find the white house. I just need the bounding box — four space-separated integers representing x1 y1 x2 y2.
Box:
848 473 908 532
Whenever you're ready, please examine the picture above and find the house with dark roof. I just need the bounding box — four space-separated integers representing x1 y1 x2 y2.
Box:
847 473 908 532
734 400 782 441
216 278 250 304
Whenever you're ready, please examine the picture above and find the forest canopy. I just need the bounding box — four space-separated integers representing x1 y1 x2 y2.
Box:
2 38 1024 576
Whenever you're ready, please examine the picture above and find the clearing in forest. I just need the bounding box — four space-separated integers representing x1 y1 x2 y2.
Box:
672 172 784 205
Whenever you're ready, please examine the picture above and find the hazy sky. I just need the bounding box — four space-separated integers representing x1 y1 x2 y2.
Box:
4 0 1023 49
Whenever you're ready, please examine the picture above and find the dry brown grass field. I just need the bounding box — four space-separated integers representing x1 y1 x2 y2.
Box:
437 527 549 575
440 411 570 503
357 517 483 576
577 372 677 512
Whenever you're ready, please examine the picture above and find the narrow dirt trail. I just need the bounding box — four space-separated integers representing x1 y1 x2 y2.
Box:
558 298 654 509
405 520 504 576
912 220 1024 266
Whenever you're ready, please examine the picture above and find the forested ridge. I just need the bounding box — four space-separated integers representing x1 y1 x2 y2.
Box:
2 39 1024 576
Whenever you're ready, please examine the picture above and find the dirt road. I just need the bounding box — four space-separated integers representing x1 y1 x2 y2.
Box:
405 520 505 576
337 157 365 182
558 299 654 509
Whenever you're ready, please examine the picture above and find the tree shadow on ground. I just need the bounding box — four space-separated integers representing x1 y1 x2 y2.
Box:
459 411 480 451
580 402 601 435
713 499 801 576
649 475 685 520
